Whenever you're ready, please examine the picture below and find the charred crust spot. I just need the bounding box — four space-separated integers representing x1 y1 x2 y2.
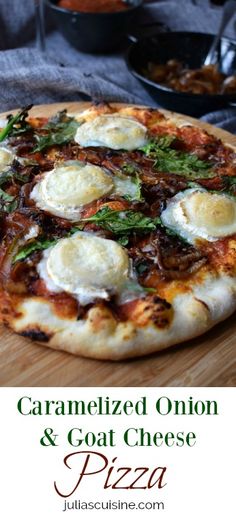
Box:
149 297 173 329
152 295 172 310
20 329 51 342
151 316 169 328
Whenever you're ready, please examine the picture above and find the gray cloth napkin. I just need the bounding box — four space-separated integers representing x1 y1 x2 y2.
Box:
0 0 236 132
201 107 236 131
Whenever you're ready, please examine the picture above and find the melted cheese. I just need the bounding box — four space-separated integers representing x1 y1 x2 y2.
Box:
161 188 236 243
74 114 147 150
37 232 130 305
112 174 139 199
0 147 14 171
31 162 113 220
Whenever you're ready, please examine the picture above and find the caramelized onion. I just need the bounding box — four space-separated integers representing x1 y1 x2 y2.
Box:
145 60 236 96
130 232 207 281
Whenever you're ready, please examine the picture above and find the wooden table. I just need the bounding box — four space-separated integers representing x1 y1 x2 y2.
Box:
0 102 235 387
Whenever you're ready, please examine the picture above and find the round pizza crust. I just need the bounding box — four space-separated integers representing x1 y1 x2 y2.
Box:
1 102 236 360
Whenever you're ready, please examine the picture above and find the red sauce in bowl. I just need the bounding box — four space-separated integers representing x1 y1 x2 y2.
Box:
58 0 130 13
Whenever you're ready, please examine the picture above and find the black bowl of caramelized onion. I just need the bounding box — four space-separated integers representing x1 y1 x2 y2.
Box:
127 32 236 116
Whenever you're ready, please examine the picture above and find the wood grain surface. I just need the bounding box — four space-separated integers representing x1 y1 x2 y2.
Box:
0 102 235 387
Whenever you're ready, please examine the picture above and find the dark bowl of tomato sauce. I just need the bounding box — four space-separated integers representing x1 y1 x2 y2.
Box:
46 0 143 53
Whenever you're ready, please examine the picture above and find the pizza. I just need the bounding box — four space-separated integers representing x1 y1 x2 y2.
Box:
0 102 235 360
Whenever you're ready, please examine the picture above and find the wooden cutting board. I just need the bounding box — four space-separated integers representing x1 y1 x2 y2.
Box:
0 102 235 387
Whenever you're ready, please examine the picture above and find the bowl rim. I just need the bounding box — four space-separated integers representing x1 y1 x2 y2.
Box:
126 31 236 101
45 0 143 16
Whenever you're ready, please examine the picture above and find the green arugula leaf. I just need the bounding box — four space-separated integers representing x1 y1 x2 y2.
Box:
0 188 17 213
69 225 83 235
140 136 214 179
143 286 157 293
44 110 71 130
0 188 14 202
186 180 200 189
227 177 236 185
82 207 157 235
222 176 236 195
0 167 31 213
121 163 139 175
33 113 81 153
141 135 176 155
7 199 18 213
108 159 144 201
0 168 30 187
0 106 32 142
13 226 82 263
153 216 162 225
13 238 57 263
117 235 129 246
164 226 189 244
113 161 144 201
132 173 143 201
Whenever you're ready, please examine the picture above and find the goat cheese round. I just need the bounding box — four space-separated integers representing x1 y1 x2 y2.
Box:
31 162 114 219
38 232 130 305
75 115 147 150
161 188 236 243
